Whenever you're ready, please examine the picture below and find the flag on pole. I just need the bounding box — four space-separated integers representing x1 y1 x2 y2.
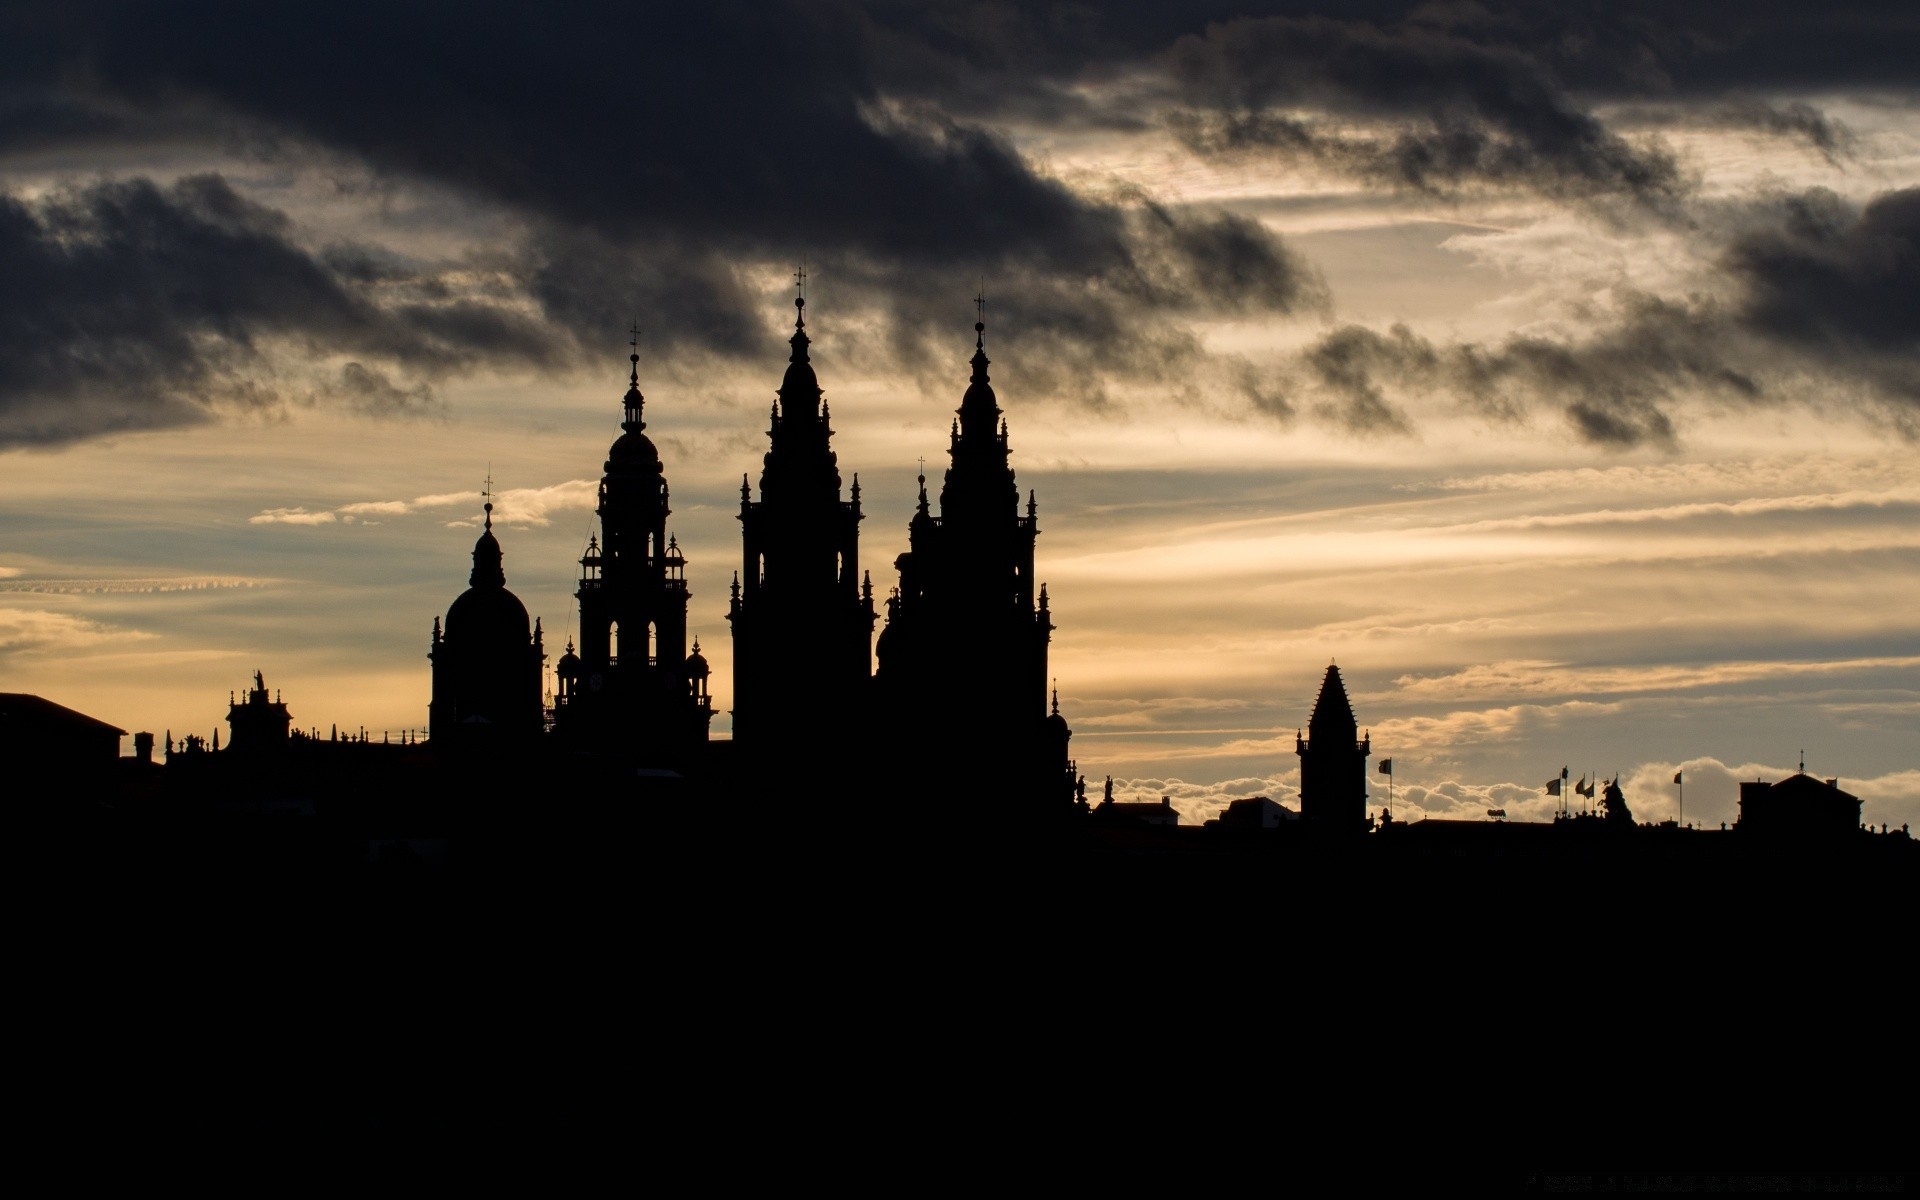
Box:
1576 775 1594 798
1546 778 1562 796
1673 770 1683 784
1378 758 1393 775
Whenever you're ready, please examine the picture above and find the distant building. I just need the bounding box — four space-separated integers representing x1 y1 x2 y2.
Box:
0 693 124 774
552 343 714 765
428 495 545 753
728 287 877 769
1737 771 1861 840
873 309 1075 813
226 670 292 754
1215 795 1298 830
1094 792 1180 828
1296 664 1371 833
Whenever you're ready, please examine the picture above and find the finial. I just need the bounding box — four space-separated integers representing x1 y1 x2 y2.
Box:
691 636 701 653
483 471 494 531
975 288 987 350
629 320 640 385
1051 680 1060 716
794 262 808 329
1800 749 1805 773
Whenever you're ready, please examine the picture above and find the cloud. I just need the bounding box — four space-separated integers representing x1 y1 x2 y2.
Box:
1162 14 1687 211
0 576 270 593
1391 656 1920 704
0 3 1334 446
1726 187 1920 431
1267 184 1920 445
249 507 337 526
247 479 598 530
0 174 567 447
0 607 154 660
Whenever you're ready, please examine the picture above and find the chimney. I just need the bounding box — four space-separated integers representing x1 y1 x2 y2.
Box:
134 731 154 765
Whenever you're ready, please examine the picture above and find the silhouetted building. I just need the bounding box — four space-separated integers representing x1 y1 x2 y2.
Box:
226 670 292 754
728 287 876 768
428 497 545 753
1737 770 1861 840
552 344 714 764
1296 664 1370 833
1215 795 1297 830
874 310 1075 812
1 693 124 775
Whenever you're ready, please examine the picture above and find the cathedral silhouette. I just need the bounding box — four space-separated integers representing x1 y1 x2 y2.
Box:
420 287 1096 816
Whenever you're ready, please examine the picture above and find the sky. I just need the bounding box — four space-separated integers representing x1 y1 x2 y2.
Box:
2 1 1916 829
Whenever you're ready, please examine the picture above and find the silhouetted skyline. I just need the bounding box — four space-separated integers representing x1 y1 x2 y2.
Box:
2 2 1916 830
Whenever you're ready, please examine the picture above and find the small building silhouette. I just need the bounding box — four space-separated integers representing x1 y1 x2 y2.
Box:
0 693 125 773
1737 771 1861 840
226 670 292 754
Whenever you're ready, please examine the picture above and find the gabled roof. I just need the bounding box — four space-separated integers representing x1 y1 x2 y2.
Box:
0 693 127 735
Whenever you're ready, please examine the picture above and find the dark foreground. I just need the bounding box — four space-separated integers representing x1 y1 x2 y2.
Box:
30 779 1915 1186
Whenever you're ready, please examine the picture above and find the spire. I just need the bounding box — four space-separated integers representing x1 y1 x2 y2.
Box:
790 265 810 362
777 267 823 419
958 294 1000 438
971 289 990 383
1307 663 1357 737
623 321 646 430
470 477 506 588
1051 681 1060 716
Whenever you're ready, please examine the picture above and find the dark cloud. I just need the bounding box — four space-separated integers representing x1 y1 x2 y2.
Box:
0 174 566 446
1280 188 1920 446
1164 16 1686 210
1728 186 1920 431
1284 299 1759 448
1 2 1912 446
0 1 1330 443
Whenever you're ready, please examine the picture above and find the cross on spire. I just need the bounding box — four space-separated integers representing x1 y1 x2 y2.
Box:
974 288 987 348
628 320 641 385
482 470 495 531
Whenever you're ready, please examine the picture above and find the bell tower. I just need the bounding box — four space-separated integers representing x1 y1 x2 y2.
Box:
874 300 1074 813
728 274 877 766
1296 663 1370 832
554 330 713 763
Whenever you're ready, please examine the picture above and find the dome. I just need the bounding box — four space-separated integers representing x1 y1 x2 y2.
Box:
444 515 529 647
685 646 710 679
556 643 582 678
607 428 661 470
445 582 531 648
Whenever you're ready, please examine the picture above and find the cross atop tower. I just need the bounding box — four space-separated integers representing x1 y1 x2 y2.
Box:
974 289 987 348
483 470 495 530
628 320 641 386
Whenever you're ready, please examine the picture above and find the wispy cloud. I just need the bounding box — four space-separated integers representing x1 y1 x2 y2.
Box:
248 479 597 528
1391 656 1920 704
0 576 272 593
0 608 154 659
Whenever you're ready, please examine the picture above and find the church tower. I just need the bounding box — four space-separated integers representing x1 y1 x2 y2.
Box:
728 279 877 767
874 303 1074 813
429 491 545 752
1296 664 1370 832
552 334 713 764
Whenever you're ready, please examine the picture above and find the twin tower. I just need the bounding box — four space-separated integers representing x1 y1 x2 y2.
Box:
430 291 1077 813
